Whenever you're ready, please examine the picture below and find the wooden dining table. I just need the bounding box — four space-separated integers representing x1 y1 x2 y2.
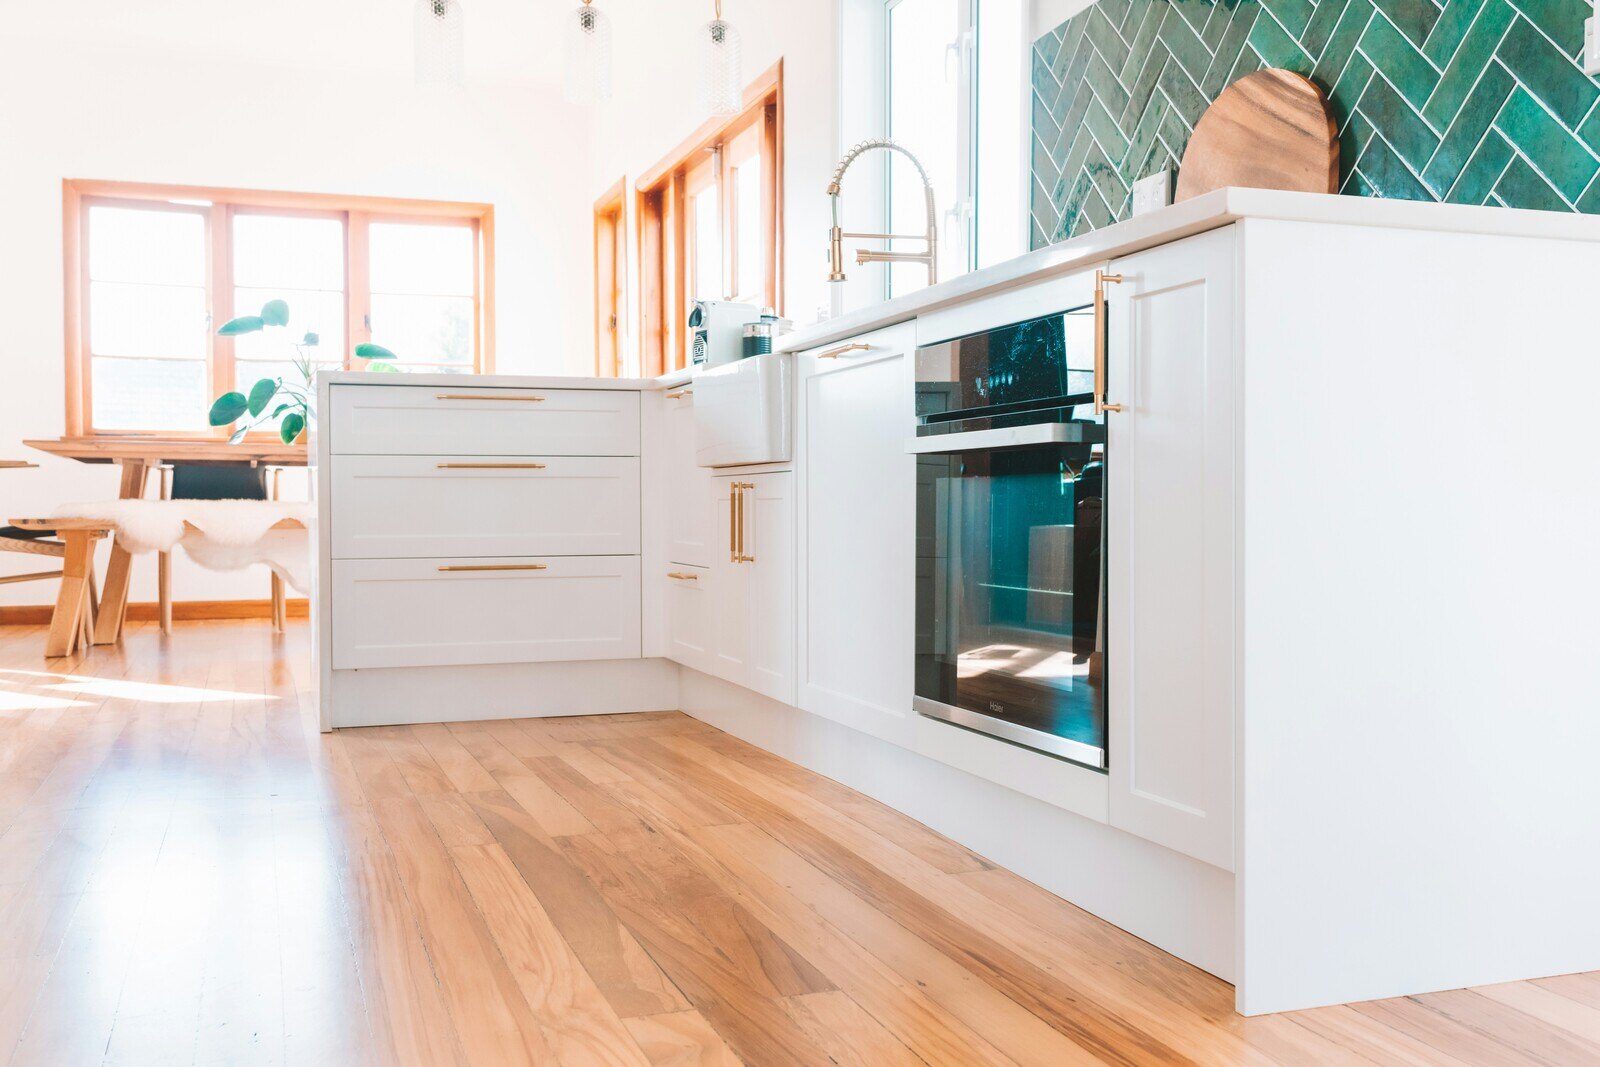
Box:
23 436 308 644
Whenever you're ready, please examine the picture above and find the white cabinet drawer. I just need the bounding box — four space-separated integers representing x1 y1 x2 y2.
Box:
331 556 641 669
331 456 640 559
329 384 641 456
661 565 713 673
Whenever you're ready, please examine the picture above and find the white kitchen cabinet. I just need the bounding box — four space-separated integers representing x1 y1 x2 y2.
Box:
663 387 715 568
795 323 917 739
329 384 640 457
706 472 795 705
1104 226 1237 872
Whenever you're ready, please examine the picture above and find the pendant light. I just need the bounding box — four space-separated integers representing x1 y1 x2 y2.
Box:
564 0 613 105
699 0 743 115
415 0 465 87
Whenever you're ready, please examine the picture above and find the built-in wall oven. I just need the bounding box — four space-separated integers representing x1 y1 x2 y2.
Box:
910 289 1112 769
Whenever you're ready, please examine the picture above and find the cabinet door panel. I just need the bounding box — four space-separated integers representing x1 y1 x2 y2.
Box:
664 390 715 568
663 565 713 673
1106 226 1237 872
797 324 916 738
742 472 795 705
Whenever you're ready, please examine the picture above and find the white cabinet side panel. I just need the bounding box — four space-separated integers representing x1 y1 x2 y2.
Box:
1236 219 1600 1014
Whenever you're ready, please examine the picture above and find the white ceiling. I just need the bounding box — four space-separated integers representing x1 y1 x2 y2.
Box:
33 1 582 86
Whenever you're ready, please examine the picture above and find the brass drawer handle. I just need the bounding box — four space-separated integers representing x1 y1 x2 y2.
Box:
435 393 545 402
437 563 548 572
733 481 755 563
665 388 693 399
435 462 547 470
817 343 870 360
666 571 699 581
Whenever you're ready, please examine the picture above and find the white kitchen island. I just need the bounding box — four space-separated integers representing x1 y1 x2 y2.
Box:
316 188 1600 1016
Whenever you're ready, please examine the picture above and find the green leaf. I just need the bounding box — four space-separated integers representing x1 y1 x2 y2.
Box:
302 331 320 346
209 391 249 426
280 412 306 445
260 299 290 327
228 425 251 444
217 316 264 336
271 403 290 417
354 342 397 360
247 378 279 418
368 360 401 373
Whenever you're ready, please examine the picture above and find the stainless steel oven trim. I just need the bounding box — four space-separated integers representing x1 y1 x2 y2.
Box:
914 695 1107 770
904 423 1087 455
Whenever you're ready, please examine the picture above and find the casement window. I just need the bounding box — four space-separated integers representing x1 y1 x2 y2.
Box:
635 62 782 376
63 179 494 436
594 179 627 378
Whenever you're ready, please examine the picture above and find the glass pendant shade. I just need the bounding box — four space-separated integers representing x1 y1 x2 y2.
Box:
415 0 465 87
699 13 743 115
564 2 613 105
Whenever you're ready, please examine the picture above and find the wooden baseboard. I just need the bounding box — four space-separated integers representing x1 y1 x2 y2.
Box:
0 598 309 626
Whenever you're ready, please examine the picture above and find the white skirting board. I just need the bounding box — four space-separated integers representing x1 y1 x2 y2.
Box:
677 666 1238 984
324 658 680 729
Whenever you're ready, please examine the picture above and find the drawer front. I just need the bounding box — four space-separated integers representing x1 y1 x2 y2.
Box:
329 385 641 456
331 556 642 669
331 456 640 559
662 565 712 673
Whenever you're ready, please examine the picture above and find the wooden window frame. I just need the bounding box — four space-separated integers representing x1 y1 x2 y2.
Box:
593 177 627 378
636 61 783 376
62 178 496 438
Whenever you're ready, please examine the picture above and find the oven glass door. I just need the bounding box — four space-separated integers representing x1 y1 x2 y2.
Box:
914 437 1107 768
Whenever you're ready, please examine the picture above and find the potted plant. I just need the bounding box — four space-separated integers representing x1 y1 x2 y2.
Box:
207 298 396 444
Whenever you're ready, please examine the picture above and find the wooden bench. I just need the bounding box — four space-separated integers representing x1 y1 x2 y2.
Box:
6 518 113 658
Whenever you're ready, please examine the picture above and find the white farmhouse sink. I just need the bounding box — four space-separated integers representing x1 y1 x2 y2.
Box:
693 353 791 467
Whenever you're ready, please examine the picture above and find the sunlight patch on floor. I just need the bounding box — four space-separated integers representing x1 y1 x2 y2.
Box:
0 669 273 705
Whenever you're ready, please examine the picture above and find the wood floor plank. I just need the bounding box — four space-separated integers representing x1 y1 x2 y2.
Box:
1410 987 1600 1064
451 840 653 1067
784 989 925 1067
624 1009 746 1067
464 787 692 1019
1473 979 1600 1046
372 794 556 1066
528 753 652 836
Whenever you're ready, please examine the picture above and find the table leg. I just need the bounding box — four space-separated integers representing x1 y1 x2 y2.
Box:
46 531 94 658
93 459 148 646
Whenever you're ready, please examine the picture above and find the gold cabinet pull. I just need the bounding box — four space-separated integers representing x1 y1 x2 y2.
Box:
665 388 693 399
666 571 699 581
817 342 871 360
729 483 739 562
1093 271 1125 415
437 563 548 572
435 462 547 470
435 393 546 402
733 481 756 563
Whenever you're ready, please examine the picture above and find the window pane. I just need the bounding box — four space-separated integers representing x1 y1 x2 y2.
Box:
692 189 722 301
734 156 763 305
90 280 208 359
232 214 344 291
888 0 964 296
232 286 346 364
91 357 208 431
369 294 474 363
88 206 205 285
369 223 474 295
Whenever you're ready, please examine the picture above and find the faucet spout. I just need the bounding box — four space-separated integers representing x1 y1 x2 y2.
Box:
826 139 937 287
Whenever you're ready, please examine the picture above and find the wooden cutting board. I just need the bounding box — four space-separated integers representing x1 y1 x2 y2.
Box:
1175 69 1338 202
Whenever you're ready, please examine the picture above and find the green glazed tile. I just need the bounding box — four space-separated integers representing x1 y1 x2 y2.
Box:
1421 0 1513 128
1356 72 1441 167
1261 0 1316 39
1493 152 1569 208
1444 128 1513 201
1249 10 1316 73
1086 5 1135 71
1371 0 1441 48
1494 86 1599 199
1202 6 1262 96
1312 0 1376 86
1494 15 1598 129
1422 0 1485 65
1357 11 1441 110
1158 6 1216 83
1422 60 1514 193
1511 0 1588 49
1357 132 1434 197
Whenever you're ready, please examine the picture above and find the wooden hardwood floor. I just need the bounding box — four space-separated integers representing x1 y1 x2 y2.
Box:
1 620 1598 1065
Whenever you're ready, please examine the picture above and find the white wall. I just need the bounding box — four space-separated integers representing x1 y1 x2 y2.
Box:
0 35 592 607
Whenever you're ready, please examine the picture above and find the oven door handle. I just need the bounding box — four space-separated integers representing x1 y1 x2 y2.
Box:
905 423 1085 454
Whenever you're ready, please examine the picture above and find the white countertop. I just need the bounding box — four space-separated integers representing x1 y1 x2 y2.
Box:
776 187 1600 353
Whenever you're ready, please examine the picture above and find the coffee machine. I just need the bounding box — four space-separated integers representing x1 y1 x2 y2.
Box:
688 300 758 367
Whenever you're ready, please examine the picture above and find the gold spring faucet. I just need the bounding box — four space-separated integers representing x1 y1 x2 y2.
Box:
826 139 938 287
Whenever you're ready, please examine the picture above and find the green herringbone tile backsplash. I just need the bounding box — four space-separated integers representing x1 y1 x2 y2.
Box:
1031 0 1600 245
